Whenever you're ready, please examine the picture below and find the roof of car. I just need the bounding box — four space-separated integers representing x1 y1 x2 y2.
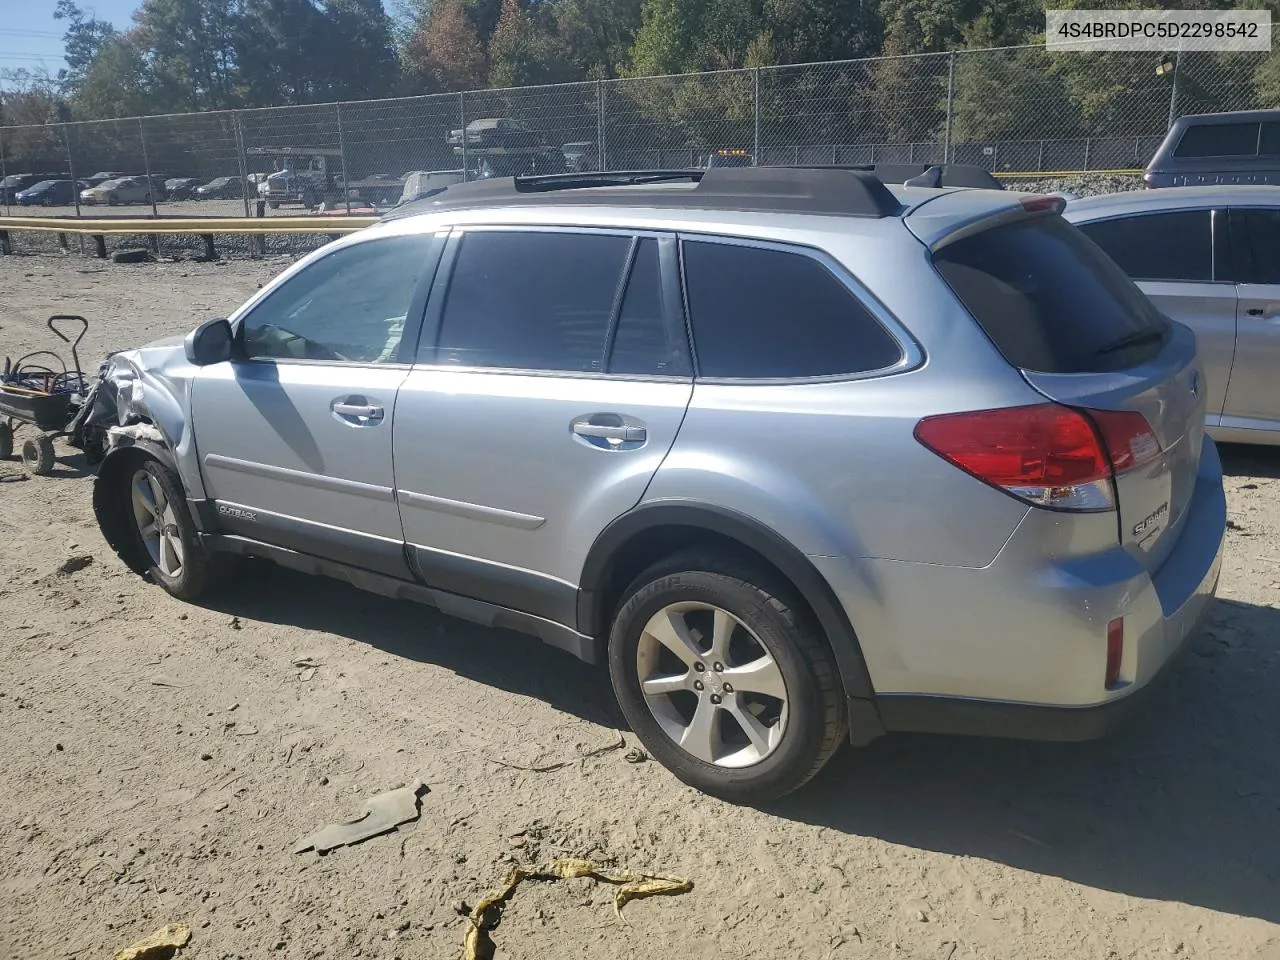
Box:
384 166 1008 225
1173 109 1280 125
1065 185 1280 219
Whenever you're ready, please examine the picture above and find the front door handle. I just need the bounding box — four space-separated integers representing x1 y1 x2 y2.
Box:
572 422 646 442
1246 307 1266 316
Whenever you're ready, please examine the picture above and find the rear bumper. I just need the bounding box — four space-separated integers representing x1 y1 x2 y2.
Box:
816 437 1226 739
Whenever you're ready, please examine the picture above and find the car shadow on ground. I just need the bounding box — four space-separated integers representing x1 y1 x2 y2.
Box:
198 563 625 731
772 596 1280 924
1219 442 1280 479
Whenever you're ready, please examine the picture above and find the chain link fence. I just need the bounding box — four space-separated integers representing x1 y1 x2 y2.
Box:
3 33 1280 220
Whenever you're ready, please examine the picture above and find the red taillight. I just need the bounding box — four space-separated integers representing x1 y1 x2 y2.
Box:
1090 409 1161 474
1105 617 1124 688
914 404 1163 512
914 404 1114 511
1020 195 1066 214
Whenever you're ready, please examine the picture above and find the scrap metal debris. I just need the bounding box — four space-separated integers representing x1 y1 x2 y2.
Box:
112 921 191 960
293 781 427 854
462 857 693 960
292 657 321 682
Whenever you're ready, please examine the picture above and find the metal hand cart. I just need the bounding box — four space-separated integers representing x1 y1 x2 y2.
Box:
0 315 89 475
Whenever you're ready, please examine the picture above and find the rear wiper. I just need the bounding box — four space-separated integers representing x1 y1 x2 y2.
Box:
1094 328 1166 356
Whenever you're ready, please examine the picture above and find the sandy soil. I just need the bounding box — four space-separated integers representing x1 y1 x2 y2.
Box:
1 254 1278 960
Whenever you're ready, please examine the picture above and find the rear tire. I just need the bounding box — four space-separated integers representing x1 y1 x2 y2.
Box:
608 550 845 802
21 435 55 475
121 457 231 601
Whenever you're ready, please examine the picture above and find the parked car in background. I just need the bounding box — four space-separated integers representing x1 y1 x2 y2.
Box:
562 141 598 172
81 176 154 205
474 150 566 178
1067 185 1280 446
165 177 202 200
1 173 66 204
447 117 541 148
1145 110 1280 188
86 168 1225 802
87 170 128 182
705 148 755 168
15 179 86 206
194 176 243 199
397 170 466 206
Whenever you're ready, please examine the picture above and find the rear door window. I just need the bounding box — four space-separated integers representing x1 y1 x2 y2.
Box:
434 230 631 372
681 240 902 378
1076 210 1213 282
1235 208 1280 284
1174 122 1260 158
933 215 1170 373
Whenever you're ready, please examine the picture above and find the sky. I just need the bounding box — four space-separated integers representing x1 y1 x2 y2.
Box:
0 0 397 77
0 0 139 75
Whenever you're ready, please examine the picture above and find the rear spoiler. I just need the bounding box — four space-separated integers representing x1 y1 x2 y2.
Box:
906 193 1066 251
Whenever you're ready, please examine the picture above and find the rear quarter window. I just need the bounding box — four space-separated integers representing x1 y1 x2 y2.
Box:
933 215 1170 374
1174 122 1260 159
681 240 903 379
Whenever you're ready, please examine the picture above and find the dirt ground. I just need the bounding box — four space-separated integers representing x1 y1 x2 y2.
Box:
1 252 1279 960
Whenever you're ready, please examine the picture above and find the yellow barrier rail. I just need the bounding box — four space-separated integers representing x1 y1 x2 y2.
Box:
0 215 378 235
996 168 1143 179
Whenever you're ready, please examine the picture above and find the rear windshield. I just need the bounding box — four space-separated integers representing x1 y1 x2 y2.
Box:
933 215 1170 374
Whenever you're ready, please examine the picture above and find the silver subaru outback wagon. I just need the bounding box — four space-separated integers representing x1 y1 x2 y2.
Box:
86 167 1226 801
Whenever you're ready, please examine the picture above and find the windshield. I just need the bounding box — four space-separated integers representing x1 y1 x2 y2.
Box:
26 180 57 191
933 214 1170 374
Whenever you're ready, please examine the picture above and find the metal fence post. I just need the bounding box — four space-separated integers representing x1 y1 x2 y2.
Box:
459 92 468 177
1168 48 1184 130
1082 138 1090 171
0 122 9 217
233 111 252 218
753 68 761 165
336 102 351 215
60 124 81 217
943 52 956 165
138 118 159 219
596 79 605 172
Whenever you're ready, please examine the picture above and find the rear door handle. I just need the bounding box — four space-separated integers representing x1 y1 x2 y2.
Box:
572 422 647 442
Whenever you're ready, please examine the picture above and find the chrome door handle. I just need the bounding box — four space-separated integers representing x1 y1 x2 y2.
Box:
572 422 646 442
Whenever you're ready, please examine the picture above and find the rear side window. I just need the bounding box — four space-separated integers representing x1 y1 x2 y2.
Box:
1077 210 1213 282
1236 208 1280 284
1174 122 1260 158
1260 123 1280 156
681 240 902 378
435 231 630 372
933 216 1170 374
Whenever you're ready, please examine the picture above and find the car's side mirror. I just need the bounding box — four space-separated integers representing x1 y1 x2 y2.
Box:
184 317 234 366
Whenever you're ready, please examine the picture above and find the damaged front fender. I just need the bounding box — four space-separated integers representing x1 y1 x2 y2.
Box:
80 335 207 499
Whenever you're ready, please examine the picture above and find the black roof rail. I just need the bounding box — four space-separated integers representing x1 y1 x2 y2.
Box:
779 163 1004 190
384 166 902 220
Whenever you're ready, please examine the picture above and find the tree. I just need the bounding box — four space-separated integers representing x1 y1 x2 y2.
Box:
550 0 643 79
54 0 119 96
488 0 577 87
322 0 400 99
132 0 242 111
73 34 154 119
402 0 488 92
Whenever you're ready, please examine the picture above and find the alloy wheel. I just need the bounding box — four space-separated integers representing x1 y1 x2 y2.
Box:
131 468 184 578
635 601 789 768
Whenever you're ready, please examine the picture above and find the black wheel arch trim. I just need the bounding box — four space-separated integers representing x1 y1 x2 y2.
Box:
577 500 880 706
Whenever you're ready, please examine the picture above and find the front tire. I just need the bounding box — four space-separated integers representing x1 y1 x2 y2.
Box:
122 458 228 601
608 551 845 802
